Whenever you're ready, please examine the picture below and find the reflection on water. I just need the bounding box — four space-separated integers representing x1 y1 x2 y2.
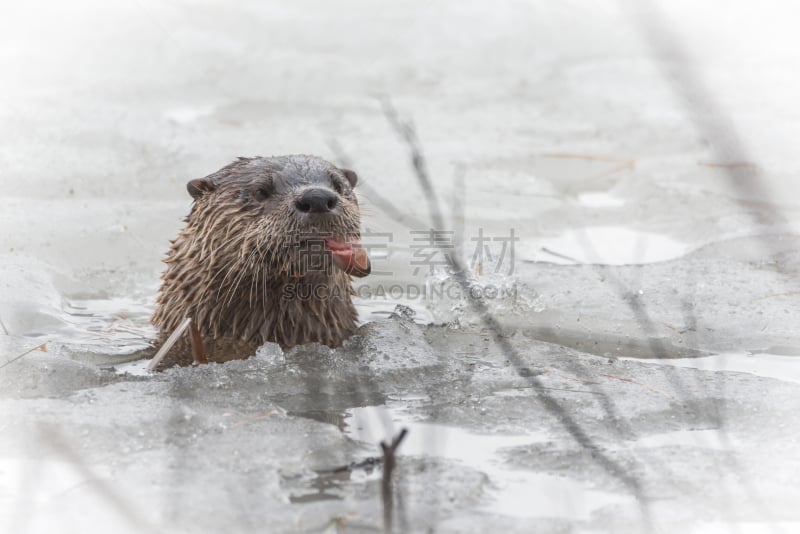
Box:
343 403 631 520
60 298 156 351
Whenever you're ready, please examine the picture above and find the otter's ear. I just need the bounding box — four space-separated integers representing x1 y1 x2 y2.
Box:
187 178 216 199
342 169 358 188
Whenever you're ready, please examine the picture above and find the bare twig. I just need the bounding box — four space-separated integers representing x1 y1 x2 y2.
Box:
0 315 8 335
327 138 428 230
0 342 47 370
626 1 782 232
451 163 467 258
507 385 610 395
624 1 790 525
380 99 445 230
147 317 191 371
380 102 648 504
322 456 382 475
599 373 674 399
541 153 635 166
751 291 800 302
539 247 582 264
698 160 758 169
380 428 408 534
538 152 636 188
230 410 283 428
544 368 601 385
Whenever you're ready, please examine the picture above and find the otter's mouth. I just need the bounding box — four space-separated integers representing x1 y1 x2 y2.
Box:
326 237 371 278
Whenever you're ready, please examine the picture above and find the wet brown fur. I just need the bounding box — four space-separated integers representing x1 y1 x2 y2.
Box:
151 155 365 369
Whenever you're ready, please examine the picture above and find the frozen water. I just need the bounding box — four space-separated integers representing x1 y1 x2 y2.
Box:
2 0 800 533
3 315 800 532
576 192 626 209
530 226 691 265
345 404 632 520
627 351 800 385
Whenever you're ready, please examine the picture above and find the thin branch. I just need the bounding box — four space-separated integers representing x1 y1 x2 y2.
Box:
147 317 191 371
599 373 674 399
322 456 382 475
626 2 791 525
230 410 283 428
380 428 408 534
383 103 641 480
380 102 653 528
627 0 784 232
539 247 581 264
380 98 446 231
327 138 428 230
698 160 758 169
0 342 47 370
541 153 635 166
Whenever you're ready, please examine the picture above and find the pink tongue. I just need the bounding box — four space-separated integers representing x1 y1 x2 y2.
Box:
326 238 371 277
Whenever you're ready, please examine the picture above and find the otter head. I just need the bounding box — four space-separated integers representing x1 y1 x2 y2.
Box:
185 155 370 281
152 155 371 353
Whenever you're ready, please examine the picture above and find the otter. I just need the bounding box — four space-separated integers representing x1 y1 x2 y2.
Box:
149 155 371 370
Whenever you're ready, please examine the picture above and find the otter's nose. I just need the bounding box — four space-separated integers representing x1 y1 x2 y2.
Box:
295 187 339 214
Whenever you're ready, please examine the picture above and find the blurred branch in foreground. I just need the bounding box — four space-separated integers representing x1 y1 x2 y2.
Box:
379 97 654 532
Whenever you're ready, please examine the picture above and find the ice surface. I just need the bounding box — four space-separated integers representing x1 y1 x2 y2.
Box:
3 317 800 533
627 351 800 385
530 226 691 265
345 404 632 520
2 0 800 532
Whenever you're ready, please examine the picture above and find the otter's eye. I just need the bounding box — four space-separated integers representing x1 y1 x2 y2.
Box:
254 187 271 201
330 176 348 196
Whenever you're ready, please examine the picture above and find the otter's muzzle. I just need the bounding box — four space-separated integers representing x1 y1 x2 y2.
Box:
295 187 339 214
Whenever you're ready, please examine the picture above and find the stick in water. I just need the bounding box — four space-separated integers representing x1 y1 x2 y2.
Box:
147 317 192 371
380 428 408 534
